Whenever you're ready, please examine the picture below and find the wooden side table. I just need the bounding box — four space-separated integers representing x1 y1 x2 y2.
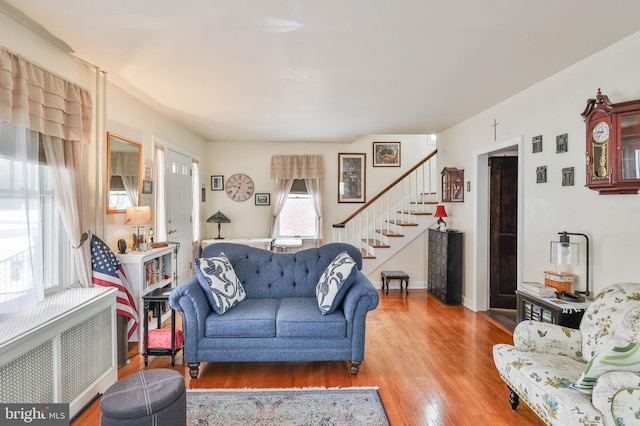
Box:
143 287 183 366
381 271 410 294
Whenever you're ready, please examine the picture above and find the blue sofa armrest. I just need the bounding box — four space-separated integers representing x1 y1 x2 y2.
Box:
341 272 379 365
169 276 213 359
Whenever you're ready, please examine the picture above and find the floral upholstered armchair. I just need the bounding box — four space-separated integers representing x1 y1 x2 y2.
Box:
493 283 640 426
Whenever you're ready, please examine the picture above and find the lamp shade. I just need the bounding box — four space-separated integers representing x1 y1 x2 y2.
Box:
124 206 152 225
434 205 448 218
207 211 231 223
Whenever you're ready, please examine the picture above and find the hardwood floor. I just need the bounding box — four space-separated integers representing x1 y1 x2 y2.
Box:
72 290 543 425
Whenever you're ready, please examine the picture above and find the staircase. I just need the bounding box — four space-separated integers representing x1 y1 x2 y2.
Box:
332 150 438 275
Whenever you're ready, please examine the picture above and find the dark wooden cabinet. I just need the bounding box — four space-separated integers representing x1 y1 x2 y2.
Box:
516 290 587 329
582 89 640 194
428 229 462 305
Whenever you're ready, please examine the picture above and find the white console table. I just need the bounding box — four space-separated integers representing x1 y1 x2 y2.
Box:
119 244 178 352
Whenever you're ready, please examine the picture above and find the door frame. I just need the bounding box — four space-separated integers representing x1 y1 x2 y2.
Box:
471 136 524 312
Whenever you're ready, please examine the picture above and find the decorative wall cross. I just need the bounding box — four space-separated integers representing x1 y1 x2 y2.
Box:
492 119 499 141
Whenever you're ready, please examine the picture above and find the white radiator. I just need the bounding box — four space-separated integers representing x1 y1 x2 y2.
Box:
0 287 117 418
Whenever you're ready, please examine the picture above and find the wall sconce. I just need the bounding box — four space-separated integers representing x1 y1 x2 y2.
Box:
434 205 448 231
124 206 152 251
550 231 590 302
207 211 231 239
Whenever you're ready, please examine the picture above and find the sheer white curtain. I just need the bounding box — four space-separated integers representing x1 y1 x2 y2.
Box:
41 135 92 287
192 160 201 242
268 155 324 240
154 145 167 241
0 125 45 313
0 46 93 298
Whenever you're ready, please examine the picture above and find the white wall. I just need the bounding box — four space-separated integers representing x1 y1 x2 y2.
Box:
439 30 640 309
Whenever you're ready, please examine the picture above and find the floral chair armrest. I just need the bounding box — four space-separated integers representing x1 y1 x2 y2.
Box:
513 320 583 361
592 371 640 426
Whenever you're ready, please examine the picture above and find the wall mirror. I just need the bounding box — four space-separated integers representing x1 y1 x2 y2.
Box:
107 132 141 213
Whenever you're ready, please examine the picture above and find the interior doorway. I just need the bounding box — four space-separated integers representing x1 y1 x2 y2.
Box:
489 156 518 309
472 137 523 313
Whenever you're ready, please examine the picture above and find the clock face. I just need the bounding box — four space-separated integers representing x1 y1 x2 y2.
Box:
592 121 610 144
225 173 254 201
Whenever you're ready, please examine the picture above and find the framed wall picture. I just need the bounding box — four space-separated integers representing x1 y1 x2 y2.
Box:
142 179 153 194
338 153 366 203
556 133 568 153
211 175 224 191
441 167 464 202
255 193 270 206
532 135 542 153
373 142 401 167
562 167 575 186
536 166 547 183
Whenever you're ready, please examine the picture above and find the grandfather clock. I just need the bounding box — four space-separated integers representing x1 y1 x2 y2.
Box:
581 89 640 194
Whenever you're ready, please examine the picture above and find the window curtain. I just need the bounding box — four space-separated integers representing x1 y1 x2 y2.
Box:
0 47 94 291
268 155 324 242
0 124 45 313
154 145 167 241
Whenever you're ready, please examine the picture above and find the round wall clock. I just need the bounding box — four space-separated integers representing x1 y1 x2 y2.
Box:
225 173 254 201
591 121 610 144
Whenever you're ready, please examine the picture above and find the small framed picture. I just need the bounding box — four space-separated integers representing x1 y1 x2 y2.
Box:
556 133 568 153
373 142 401 167
562 167 575 186
532 135 542 153
255 193 270 206
211 175 224 191
142 179 153 194
338 153 366 203
536 166 547 183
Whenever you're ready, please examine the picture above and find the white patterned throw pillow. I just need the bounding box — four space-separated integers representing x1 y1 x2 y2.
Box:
316 251 357 315
574 335 640 394
194 254 246 315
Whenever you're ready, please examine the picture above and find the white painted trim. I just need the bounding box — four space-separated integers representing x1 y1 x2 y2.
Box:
471 136 523 312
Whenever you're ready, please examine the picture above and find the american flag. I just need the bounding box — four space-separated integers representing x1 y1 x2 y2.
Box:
91 234 138 339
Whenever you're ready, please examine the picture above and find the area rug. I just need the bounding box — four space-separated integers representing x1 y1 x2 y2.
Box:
186 386 390 426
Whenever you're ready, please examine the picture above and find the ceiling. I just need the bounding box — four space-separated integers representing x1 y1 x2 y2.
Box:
5 1 640 143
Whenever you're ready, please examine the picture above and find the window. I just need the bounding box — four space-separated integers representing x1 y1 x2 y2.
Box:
0 122 75 312
275 180 318 239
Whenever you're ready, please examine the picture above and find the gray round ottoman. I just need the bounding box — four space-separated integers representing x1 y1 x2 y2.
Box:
100 369 186 426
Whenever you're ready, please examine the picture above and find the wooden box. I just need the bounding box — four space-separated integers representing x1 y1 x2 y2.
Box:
543 271 574 293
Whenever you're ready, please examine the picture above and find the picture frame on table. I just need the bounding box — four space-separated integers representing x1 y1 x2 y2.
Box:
372 142 401 167
211 175 224 191
255 193 270 206
338 153 366 203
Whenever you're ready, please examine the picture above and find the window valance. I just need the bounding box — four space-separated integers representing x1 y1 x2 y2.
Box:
0 47 93 143
271 155 324 180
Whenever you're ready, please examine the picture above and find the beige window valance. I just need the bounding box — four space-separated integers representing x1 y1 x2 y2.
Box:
0 47 93 143
271 155 324 180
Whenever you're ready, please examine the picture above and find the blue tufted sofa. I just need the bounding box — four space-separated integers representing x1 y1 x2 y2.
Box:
169 242 379 378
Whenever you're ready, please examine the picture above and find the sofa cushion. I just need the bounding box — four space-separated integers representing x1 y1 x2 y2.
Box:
194 254 246 315
277 298 346 338
574 336 640 394
315 251 357 314
205 298 279 338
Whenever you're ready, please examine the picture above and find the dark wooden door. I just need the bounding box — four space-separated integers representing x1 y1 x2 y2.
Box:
489 156 518 309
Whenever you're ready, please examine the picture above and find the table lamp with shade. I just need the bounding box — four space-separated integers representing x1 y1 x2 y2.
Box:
124 206 152 251
434 205 448 231
207 211 231 239
550 231 590 302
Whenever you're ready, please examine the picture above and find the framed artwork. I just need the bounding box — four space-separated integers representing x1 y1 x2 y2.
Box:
536 166 547 183
562 167 575 186
556 133 568 153
142 179 153 194
338 153 366 203
255 193 270 206
373 142 401 167
211 175 224 191
532 135 542 153
144 165 152 180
